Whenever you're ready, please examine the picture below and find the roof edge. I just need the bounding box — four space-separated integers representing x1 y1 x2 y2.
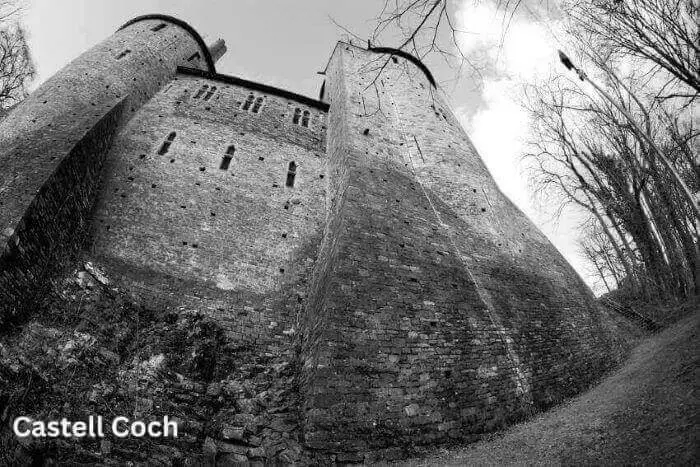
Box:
117 14 216 73
176 67 329 111
366 46 436 87
321 41 437 88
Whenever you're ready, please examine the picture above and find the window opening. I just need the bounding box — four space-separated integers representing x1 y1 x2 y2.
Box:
251 96 264 113
220 156 232 170
157 132 176 155
204 86 217 101
220 145 235 170
301 110 310 127
286 161 297 187
292 108 301 124
242 93 255 111
193 85 208 99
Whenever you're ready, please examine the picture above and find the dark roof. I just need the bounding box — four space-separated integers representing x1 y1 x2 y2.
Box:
367 46 437 87
177 67 329 111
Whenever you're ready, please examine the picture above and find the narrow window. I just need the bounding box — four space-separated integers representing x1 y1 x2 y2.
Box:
220 155 232 170
187 52 201 62
220 145 235 170
242 94 255 111
158 132 176 155
193 84 208 99
301 110 310 128
292 108 301 124
203 86 217 101
151 23 167 32
286 161 297 187
251 96 264 113
116 49 131 60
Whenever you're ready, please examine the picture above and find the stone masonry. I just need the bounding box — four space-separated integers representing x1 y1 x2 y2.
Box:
0 15 635 462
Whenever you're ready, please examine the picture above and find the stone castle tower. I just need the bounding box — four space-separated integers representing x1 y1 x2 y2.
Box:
0 15 631 461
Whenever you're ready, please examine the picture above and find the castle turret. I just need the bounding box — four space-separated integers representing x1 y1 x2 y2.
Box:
0 15 224 322
208 38 227 62
299 43 629 460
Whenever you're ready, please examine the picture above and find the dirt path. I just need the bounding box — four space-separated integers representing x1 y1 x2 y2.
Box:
398 312 699 465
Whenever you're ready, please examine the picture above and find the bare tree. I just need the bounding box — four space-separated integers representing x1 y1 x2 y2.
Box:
533 0 699 298
359 0 699 298
580 219 628 293
331 0 502 103
370 0 468 67
0 0 34 112
525 63 698 298
366 0 544 72
568 0 699 97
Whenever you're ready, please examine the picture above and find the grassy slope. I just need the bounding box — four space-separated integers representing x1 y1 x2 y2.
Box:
401 311 699 465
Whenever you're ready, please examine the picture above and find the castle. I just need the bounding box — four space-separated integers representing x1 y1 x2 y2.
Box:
0 14 633 462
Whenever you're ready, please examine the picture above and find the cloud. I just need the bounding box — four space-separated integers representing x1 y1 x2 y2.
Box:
456 1 557 81
454 1 557 217
453 1 599 291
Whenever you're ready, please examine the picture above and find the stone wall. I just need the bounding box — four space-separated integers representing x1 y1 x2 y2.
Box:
0 16 213 324
0 102 126 323
299 44 631 462
0 15 637 461
87 71 329 343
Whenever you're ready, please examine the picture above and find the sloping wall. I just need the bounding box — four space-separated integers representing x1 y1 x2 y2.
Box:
299 44 631 462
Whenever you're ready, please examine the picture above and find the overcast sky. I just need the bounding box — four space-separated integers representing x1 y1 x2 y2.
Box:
21 0 596 291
